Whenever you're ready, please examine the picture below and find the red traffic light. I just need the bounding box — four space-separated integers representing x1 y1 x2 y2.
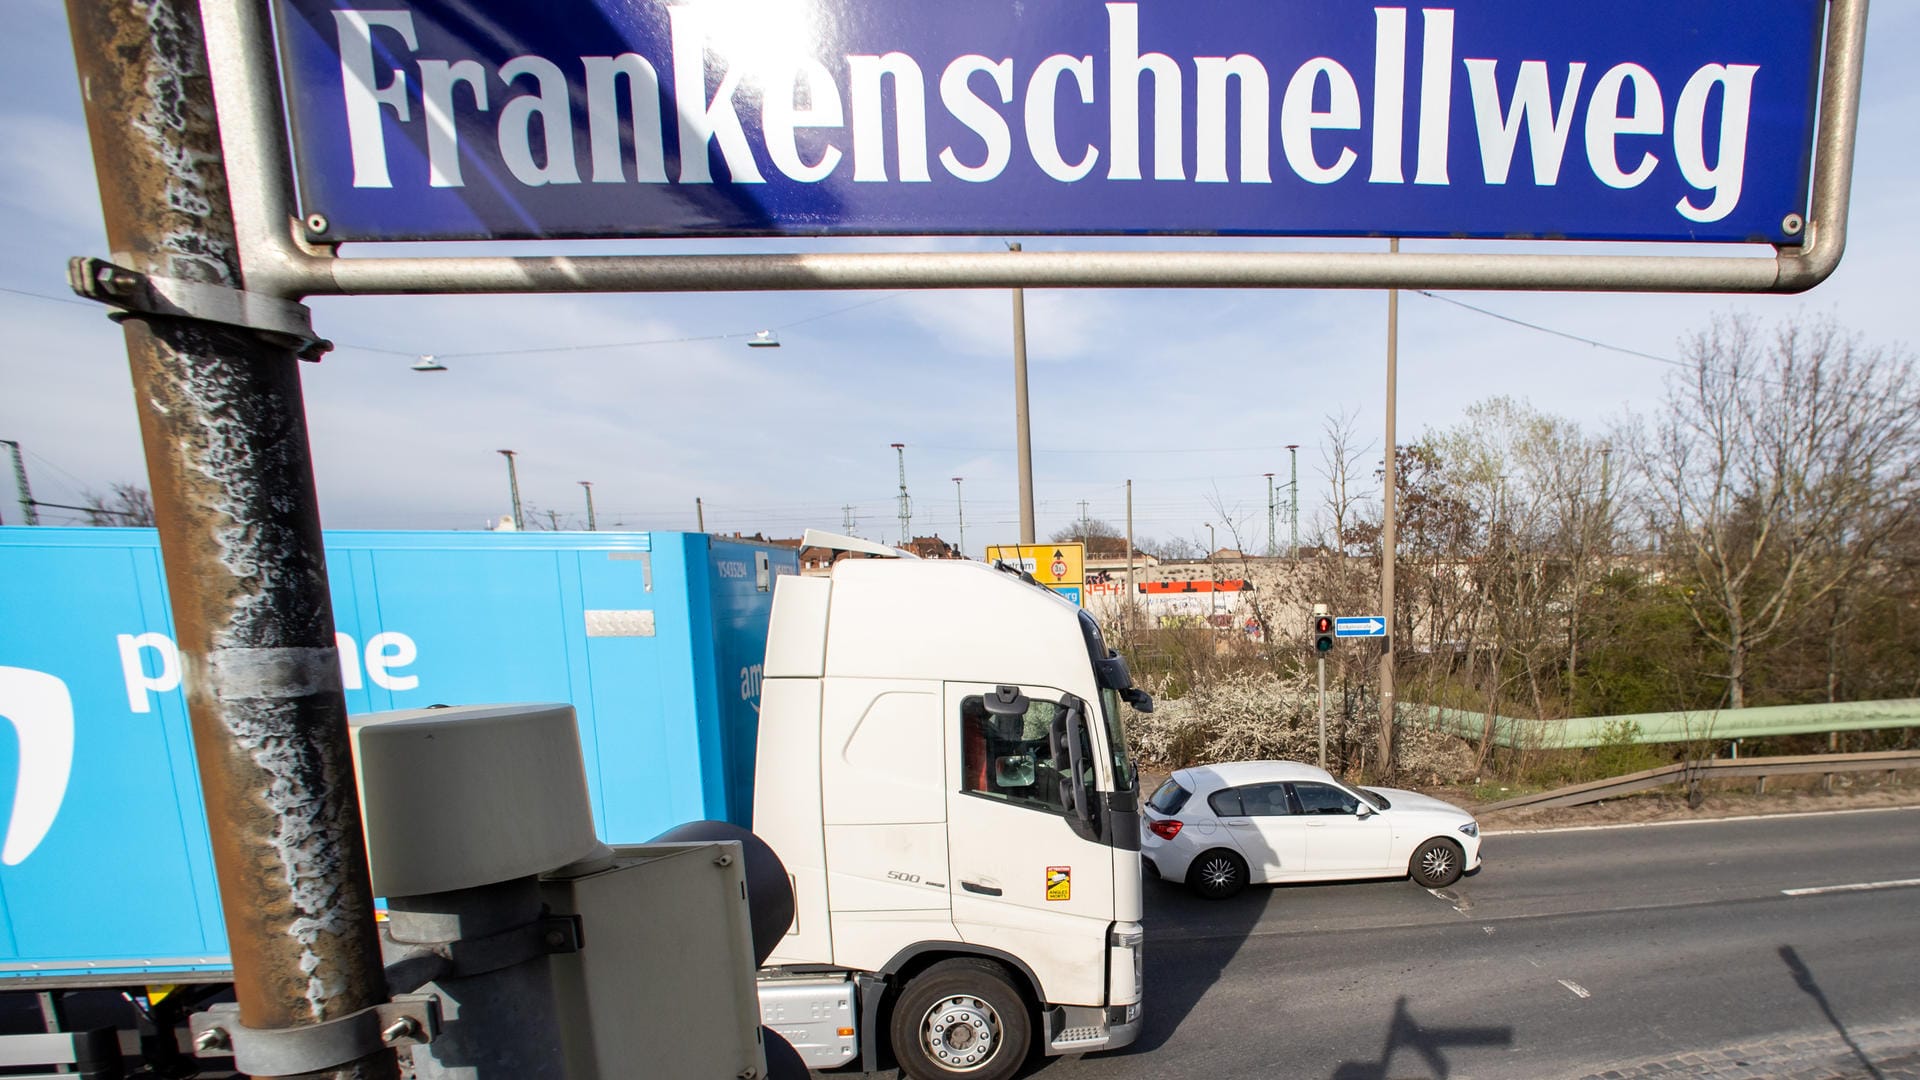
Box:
1314 615 1333 633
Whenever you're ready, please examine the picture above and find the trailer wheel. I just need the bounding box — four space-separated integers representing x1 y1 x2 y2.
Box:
889 958 1030 1080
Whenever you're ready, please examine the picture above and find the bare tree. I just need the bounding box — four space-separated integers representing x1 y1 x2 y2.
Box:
1644 314 1920 708
81 483 157 526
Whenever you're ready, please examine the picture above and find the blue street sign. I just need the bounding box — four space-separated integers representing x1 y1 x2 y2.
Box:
272 0 1824 244
1335 616 1387 638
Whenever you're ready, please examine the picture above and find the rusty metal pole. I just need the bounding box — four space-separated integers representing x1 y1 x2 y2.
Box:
63 2 394 1077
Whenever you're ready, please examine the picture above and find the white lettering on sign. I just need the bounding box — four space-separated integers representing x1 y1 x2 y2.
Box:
326 3 1768 225
118 631 420 712
717 560 751 579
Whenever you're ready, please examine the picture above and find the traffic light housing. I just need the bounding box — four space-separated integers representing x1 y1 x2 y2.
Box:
1313 614 1334 653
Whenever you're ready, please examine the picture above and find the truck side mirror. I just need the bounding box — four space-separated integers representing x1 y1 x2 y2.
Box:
1048 700 1094 825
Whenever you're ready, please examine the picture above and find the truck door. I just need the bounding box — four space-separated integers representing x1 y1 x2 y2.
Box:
943 683 1115 1007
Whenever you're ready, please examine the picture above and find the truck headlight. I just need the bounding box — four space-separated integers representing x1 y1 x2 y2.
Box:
1459 821 1479 838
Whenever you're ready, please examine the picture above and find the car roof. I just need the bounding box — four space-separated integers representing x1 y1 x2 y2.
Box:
1171 760 1341 792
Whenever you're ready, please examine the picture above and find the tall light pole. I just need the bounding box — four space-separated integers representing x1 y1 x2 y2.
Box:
1204 523 1218 619
1009 242 1035 543
498 449 523 530
1264 472 1277 557
1125 479 1136 632
1287 444 1301 558
1378 238 1401 775
579 480 596 531
952 477 966 558
2 440 39 525
893 442 912 547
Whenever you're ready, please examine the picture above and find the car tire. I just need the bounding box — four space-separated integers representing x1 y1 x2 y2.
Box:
1186 849 1249 900
889 958 1031 1080
1410 837 1465 888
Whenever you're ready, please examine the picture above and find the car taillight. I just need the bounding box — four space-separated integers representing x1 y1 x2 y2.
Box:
1149 819 1183 840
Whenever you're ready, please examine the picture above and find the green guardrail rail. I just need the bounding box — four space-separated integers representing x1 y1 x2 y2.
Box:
1418 699 1920 749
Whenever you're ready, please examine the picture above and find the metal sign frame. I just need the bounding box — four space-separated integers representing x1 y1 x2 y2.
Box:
200 0 1867 302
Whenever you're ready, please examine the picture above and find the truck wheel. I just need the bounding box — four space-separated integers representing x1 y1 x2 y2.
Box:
890 958 1031 1080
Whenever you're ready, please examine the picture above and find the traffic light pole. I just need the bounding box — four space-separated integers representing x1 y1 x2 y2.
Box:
1317 657 1327 771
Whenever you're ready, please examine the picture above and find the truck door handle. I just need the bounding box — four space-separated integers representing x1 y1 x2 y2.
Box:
961 881 1002 896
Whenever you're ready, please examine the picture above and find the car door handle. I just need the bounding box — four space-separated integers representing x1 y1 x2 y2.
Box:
1307 820 1328 827
1223 818 1252 826
961 880 1002 896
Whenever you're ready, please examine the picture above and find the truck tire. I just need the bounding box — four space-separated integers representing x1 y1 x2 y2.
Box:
889 958 1031 1080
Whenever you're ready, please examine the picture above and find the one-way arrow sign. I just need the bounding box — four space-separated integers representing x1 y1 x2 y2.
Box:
1334 616 1386 638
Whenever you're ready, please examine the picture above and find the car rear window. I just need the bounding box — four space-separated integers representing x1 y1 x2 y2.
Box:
1147 779 1191 815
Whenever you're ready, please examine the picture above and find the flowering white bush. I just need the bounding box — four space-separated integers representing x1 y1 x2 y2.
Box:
1127 669 1475 784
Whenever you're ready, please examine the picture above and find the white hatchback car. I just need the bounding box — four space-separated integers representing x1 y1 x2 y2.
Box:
1141 761 1482 898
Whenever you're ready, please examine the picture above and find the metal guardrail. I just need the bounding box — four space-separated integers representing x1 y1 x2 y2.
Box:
1422 699 1920 750
1473 750 1920 813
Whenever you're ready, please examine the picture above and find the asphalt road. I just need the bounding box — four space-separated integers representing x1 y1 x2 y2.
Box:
1027 805 1920 1080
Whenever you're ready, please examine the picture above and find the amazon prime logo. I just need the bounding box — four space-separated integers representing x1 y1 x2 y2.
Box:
0 667 75 866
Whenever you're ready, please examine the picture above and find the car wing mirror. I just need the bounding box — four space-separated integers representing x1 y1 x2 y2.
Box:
1355 803 1376 819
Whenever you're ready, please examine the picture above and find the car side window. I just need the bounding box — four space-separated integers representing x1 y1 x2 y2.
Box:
1238 782 1295 817
960 694 1065 814
1291 782 1361 816
1207 788 1244 817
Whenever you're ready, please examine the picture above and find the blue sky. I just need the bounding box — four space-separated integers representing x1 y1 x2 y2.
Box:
2 2 1914 556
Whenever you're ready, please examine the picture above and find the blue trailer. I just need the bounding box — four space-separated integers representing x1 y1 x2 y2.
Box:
0 527 797 986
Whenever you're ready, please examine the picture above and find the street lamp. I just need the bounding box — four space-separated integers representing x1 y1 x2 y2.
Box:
579 480 597 531
1009 241 1035 542
1286 444 1301 558
952 477 966 558
1204 523 1218 620
1264 472 1276 556
411 354 447 372
497 449 523 530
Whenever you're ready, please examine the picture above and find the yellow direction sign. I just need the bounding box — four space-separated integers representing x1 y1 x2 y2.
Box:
986 543 1085 606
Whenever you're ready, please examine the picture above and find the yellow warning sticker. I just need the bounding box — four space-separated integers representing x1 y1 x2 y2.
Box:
1046 866 1071 901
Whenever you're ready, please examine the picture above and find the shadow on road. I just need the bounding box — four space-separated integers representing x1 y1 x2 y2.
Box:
1330 996 1513 1080
1017 875 1268 1071
1780 944 1887 1080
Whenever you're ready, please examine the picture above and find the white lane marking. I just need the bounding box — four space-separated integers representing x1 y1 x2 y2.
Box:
1525 957 1541 968
1781 877 1920 897
1484 804 1920 837
1483 926 1496 935
1558 979 1591 999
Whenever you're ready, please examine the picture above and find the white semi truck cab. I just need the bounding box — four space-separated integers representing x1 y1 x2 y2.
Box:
753 538 1151 1079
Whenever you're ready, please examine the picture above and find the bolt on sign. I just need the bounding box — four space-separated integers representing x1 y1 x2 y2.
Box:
271 0 1826 245
986 544 1085 607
